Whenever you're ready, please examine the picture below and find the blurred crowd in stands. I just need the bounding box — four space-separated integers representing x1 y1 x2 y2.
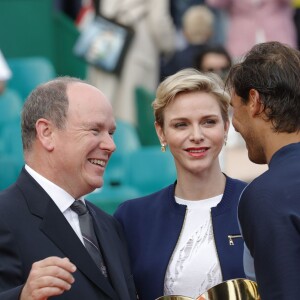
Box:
1 0 300 189
54 0 299 123
53 0 299 181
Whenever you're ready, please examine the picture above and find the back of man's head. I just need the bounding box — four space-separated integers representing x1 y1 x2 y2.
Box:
226 41 300 133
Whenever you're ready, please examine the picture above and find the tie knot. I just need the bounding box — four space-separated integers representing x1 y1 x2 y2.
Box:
70 200 88 216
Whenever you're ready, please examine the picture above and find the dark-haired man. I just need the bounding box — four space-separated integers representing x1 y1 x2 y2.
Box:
226 41 300 300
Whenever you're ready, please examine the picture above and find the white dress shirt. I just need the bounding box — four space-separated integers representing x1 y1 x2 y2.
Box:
25 164 85 244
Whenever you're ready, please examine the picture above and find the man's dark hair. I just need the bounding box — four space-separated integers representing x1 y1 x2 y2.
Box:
226 41 300 133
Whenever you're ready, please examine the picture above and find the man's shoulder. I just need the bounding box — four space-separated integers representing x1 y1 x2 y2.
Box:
0 185 28 231
239 169 287 214
0 184 21 208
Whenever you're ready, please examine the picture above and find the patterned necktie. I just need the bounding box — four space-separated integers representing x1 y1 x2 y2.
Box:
70 200 108 278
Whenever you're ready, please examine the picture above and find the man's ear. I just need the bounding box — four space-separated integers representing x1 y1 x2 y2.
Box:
35 118 55 151
249 89 264 117
154 121 166 145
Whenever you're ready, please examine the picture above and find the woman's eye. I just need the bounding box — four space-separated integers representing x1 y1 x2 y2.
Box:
203 119 217 125
174 122 187 128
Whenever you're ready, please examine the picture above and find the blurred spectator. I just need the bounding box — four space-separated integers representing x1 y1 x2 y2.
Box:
170 0 227 49
170 0 204 49
293 0 300 49
195 44 232 81
75 0 95 31
54 0 97 31
0 50 12 94
207 0 297 59
170 0 202 29
87 0 175 125
54 0 82 20
160 5 214 80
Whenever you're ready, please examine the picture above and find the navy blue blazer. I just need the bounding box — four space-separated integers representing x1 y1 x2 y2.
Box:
0 168 136 300
114 175 247 300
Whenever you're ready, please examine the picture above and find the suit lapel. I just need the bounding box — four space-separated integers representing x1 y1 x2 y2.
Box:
17 169 118 299
40 202 118 298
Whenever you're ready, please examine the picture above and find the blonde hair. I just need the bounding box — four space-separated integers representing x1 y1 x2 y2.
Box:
152 68 230 127
182 5 214 44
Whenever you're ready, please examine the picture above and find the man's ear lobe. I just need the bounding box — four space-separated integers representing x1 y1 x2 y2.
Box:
249 89 264 117
35 118 55 151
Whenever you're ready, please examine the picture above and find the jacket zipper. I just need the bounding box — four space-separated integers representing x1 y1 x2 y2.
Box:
210 210 223 281
227 234 242 246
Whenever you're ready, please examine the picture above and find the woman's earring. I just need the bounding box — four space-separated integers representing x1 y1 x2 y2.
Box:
224 135 227 146
161 143 166 152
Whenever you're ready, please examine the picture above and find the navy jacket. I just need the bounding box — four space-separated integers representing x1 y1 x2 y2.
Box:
239 143 300 300
114 175 247 300
0 168 137 300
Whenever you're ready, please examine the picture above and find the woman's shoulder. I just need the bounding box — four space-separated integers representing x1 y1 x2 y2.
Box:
225 174 248 190
116 183 175 211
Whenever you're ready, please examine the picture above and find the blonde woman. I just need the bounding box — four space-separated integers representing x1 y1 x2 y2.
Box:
114 69 246 300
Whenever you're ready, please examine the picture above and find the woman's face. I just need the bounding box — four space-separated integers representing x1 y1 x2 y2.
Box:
156 91 229 177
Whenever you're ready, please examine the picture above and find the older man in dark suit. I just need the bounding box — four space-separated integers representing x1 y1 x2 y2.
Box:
0 77 137 300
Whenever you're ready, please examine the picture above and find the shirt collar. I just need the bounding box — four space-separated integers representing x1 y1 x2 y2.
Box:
25 164 85 213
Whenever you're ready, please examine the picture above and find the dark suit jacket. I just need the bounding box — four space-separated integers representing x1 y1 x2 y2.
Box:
0 168 137 300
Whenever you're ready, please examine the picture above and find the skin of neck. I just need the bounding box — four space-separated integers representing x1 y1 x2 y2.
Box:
175 161 226 201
